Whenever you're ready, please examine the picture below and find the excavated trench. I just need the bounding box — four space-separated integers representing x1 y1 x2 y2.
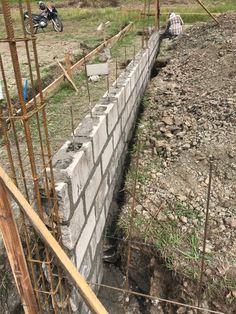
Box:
99 13 236 314
97 69 184 314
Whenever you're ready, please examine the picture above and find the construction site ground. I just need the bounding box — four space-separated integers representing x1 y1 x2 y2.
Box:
0 1 236 313
118 12 236 314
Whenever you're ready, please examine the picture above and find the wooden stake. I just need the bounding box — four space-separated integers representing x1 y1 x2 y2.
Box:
0 166 108 314
0 180 38 314
64 52 72 77
56 59 79 93
23 22 133 111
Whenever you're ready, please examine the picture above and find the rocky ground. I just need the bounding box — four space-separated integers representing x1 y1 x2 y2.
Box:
119 13 236 314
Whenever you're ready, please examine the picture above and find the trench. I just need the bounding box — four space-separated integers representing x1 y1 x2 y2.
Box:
97 59 186 314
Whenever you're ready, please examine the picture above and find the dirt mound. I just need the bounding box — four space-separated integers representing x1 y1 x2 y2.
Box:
121 12 236 313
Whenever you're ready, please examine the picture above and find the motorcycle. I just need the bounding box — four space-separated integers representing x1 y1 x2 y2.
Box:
24 4 63 34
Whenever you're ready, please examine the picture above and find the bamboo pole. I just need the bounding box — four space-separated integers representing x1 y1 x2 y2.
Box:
194 0 219 24
0 166 108 314
0 180 38 314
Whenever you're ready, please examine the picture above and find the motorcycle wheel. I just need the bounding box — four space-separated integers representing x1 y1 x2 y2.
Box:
52 17 63 32
24 18 38 35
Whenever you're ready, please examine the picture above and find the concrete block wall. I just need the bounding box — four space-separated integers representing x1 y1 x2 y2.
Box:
53 32 160 313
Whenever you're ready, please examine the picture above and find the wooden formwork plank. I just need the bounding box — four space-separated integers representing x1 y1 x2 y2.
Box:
25 22 133 110
0 166 108 314
0 180 38 314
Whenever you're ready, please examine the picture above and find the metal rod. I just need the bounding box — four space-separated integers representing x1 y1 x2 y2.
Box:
70 106 75 149
115 59 118 88
124 46 127 71
124 140 141 304
90 282 225 314
106 74 110 100
0 166 109 314
197 158 213 308
83 51 93 117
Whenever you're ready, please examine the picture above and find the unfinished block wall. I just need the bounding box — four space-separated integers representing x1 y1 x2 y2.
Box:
53 32 160 313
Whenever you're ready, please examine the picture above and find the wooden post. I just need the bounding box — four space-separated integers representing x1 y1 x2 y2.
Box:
194 0 219 25
157 0 160 30
56 59 79 94
0 166 108 314
154 0 158 30
0 180 38 314
64 52 72 77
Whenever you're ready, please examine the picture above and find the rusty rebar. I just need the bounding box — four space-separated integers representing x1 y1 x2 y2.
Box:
0 1 72 311
124 140 141 305
197 157 213 308
90 282 225 314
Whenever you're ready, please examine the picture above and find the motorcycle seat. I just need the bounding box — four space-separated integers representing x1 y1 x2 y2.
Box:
31 13 43 21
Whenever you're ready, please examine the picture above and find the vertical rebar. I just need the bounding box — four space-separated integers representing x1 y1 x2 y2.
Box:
197 157 213 308
124 140 141 305
70 106 75 149
83 52 92 117
142 0 147 49
124 46 127 71
107 74 110 100
133 45 136 62
115 59 118 88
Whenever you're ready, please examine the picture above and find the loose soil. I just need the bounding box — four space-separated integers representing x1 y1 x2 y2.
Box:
119 12 236 314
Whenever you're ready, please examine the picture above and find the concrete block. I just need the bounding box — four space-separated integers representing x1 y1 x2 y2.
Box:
127 90 136 117
128 69 136 92
107 103 119 135
69 287 80 312
92 102 118 136
95 175 108 218
75 115 107 163
80 302 90 314
121 102 129 133
65 141 94 204
124 108 135 143
124 78 132 104
85 164 102 214
95 209 106 246
55 182 71 222
91 115 108 162
79 247 92 280
102 136 113 174
105 188 114 219
60 199 85 250
114 86 126 115
108 137 125 181
75 207 96 268
89 231 97 261
113 119 122 150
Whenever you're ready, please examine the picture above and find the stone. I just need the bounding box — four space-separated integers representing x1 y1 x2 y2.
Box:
89 75 100 82
182 143 191 149
177 307 186 314
224 218 236 228
226 267 236 282
162 116 173 125
174 116 183 126
179 216 188 224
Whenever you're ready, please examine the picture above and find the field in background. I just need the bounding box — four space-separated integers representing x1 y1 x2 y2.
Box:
0 0 235 158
